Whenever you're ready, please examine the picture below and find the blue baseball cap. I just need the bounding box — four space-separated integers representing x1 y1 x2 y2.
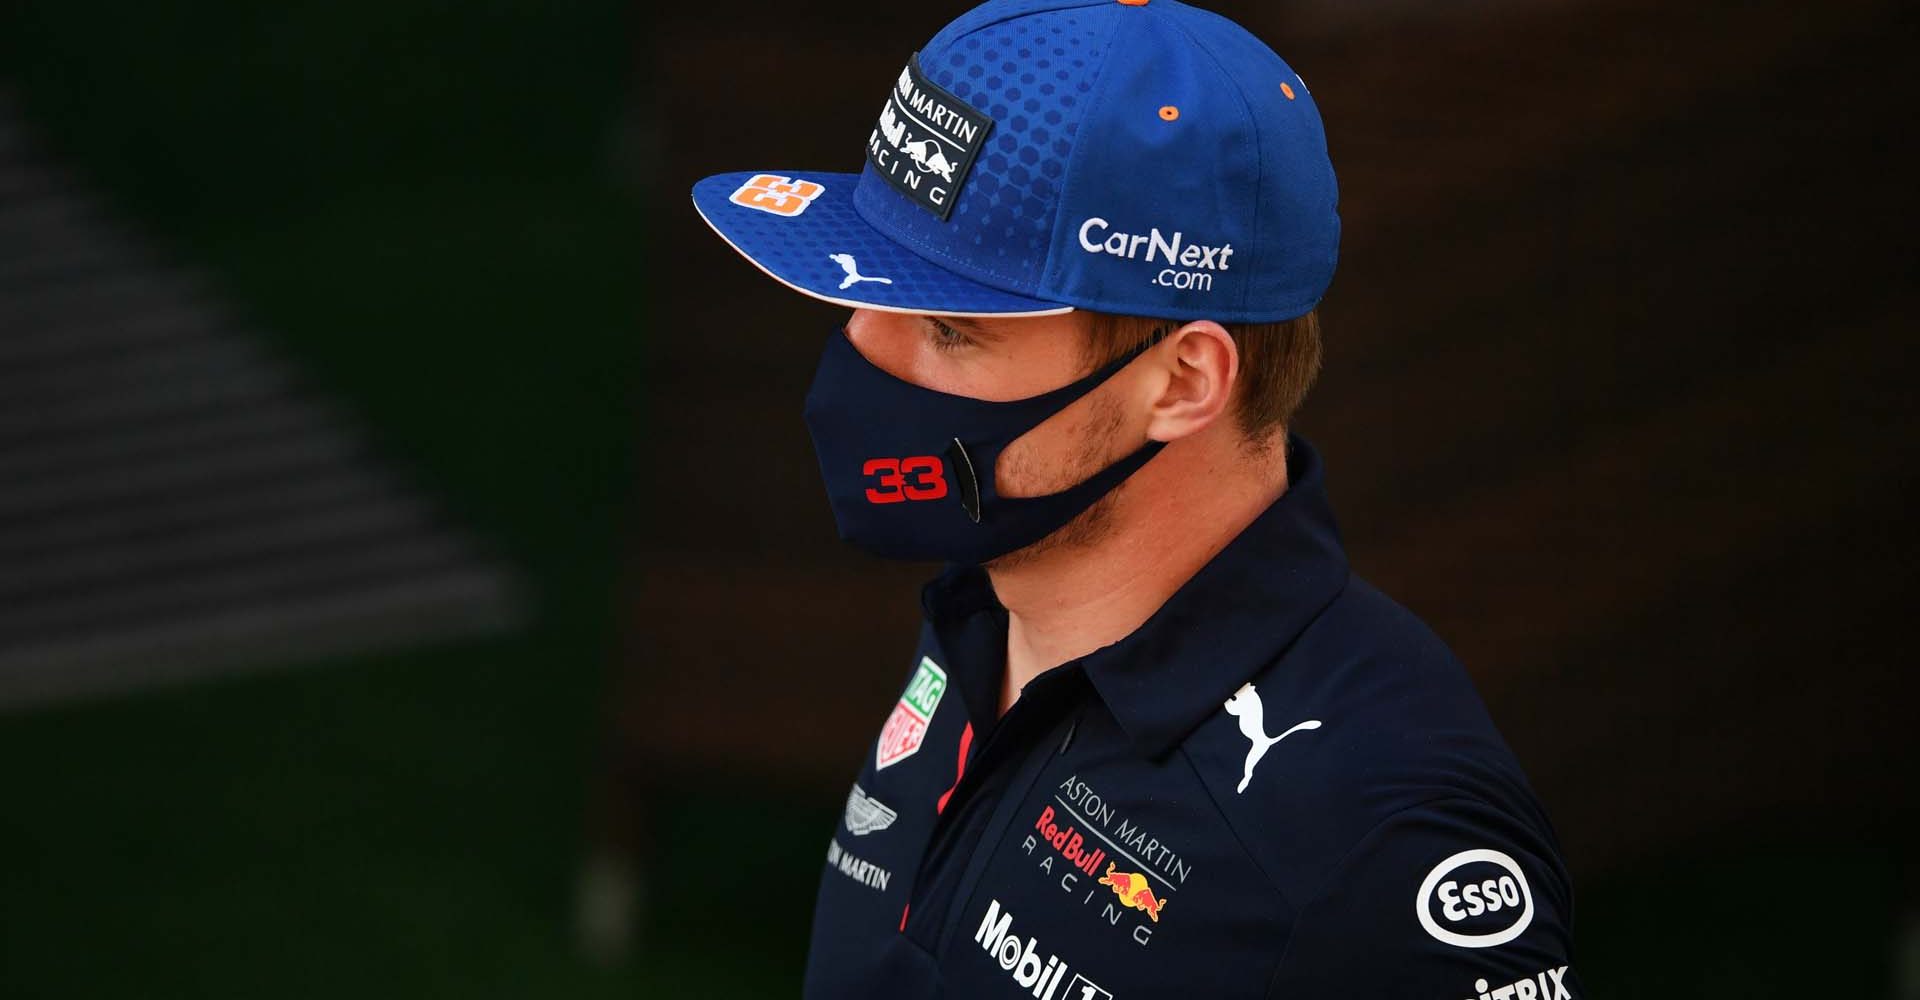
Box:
691 0 1339 323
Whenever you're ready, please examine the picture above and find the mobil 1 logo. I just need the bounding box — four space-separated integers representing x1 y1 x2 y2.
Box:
866 51 993 221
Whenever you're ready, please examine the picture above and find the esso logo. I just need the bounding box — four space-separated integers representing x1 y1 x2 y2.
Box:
1415 849 1535 948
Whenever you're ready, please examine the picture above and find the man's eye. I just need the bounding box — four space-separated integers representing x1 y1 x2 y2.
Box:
926 318 974 352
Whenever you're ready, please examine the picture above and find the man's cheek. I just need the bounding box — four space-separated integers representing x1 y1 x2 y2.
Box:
994 391 1125 499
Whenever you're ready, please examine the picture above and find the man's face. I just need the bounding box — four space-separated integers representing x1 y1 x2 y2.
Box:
842 308 1095 403
843 308 1146 564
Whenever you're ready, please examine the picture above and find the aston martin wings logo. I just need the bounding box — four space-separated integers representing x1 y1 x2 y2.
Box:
844 783 899 836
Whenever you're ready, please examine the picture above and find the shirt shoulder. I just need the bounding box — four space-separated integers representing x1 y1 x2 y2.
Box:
1173 574 1581 994
1177 570 1567 917
1262 792 1583 997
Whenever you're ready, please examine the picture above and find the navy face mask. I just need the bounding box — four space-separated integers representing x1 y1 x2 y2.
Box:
801 324 1167 564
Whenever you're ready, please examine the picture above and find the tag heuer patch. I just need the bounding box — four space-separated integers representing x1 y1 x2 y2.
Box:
865 52 993 221
876 656 948 769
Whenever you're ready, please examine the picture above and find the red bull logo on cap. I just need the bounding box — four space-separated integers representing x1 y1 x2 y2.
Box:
866 52 993 221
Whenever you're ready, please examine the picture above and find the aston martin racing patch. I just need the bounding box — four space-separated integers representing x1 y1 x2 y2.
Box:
865 51 993 221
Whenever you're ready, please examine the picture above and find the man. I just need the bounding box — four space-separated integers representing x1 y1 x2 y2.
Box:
691 1 1581 996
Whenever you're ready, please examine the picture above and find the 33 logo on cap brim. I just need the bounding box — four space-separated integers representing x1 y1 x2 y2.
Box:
729 173 825 217
866 52 992 222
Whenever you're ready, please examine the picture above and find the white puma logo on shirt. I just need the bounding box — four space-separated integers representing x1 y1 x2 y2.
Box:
1222 682 1321 794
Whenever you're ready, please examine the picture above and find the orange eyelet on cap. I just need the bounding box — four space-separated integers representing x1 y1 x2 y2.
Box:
1280 82 1296 100
1158 105 1179 121
1117 0 1149 5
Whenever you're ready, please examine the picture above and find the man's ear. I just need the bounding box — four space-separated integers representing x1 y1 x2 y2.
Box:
1144 320 1238 443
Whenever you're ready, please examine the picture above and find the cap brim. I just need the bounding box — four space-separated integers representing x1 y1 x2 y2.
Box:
691 170 1074 318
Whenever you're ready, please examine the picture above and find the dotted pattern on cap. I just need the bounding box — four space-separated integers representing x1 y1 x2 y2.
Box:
854 4 1114 292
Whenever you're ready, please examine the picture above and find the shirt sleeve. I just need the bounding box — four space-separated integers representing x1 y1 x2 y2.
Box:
1265 795 1585 1000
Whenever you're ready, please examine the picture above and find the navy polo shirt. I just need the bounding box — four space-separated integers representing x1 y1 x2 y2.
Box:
804 433 1582 1000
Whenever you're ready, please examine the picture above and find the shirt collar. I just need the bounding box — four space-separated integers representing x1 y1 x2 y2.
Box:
920 431 1351 759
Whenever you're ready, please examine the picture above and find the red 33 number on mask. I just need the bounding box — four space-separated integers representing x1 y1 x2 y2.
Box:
863 456 949 503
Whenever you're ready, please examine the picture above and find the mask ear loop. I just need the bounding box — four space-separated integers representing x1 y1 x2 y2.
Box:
944 321 1176 523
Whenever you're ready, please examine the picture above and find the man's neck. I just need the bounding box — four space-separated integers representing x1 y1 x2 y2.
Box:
987 441 1290 717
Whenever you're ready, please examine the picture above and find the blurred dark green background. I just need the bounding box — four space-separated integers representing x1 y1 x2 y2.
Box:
0 2 829 995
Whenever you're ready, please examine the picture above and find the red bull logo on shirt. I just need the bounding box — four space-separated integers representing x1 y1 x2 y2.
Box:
1032 805 1107 877
1097 864 1167 923
1018 776 1189 946
875 656 948 770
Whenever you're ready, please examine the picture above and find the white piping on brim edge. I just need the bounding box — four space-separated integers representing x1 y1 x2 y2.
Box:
689 192 1076 319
